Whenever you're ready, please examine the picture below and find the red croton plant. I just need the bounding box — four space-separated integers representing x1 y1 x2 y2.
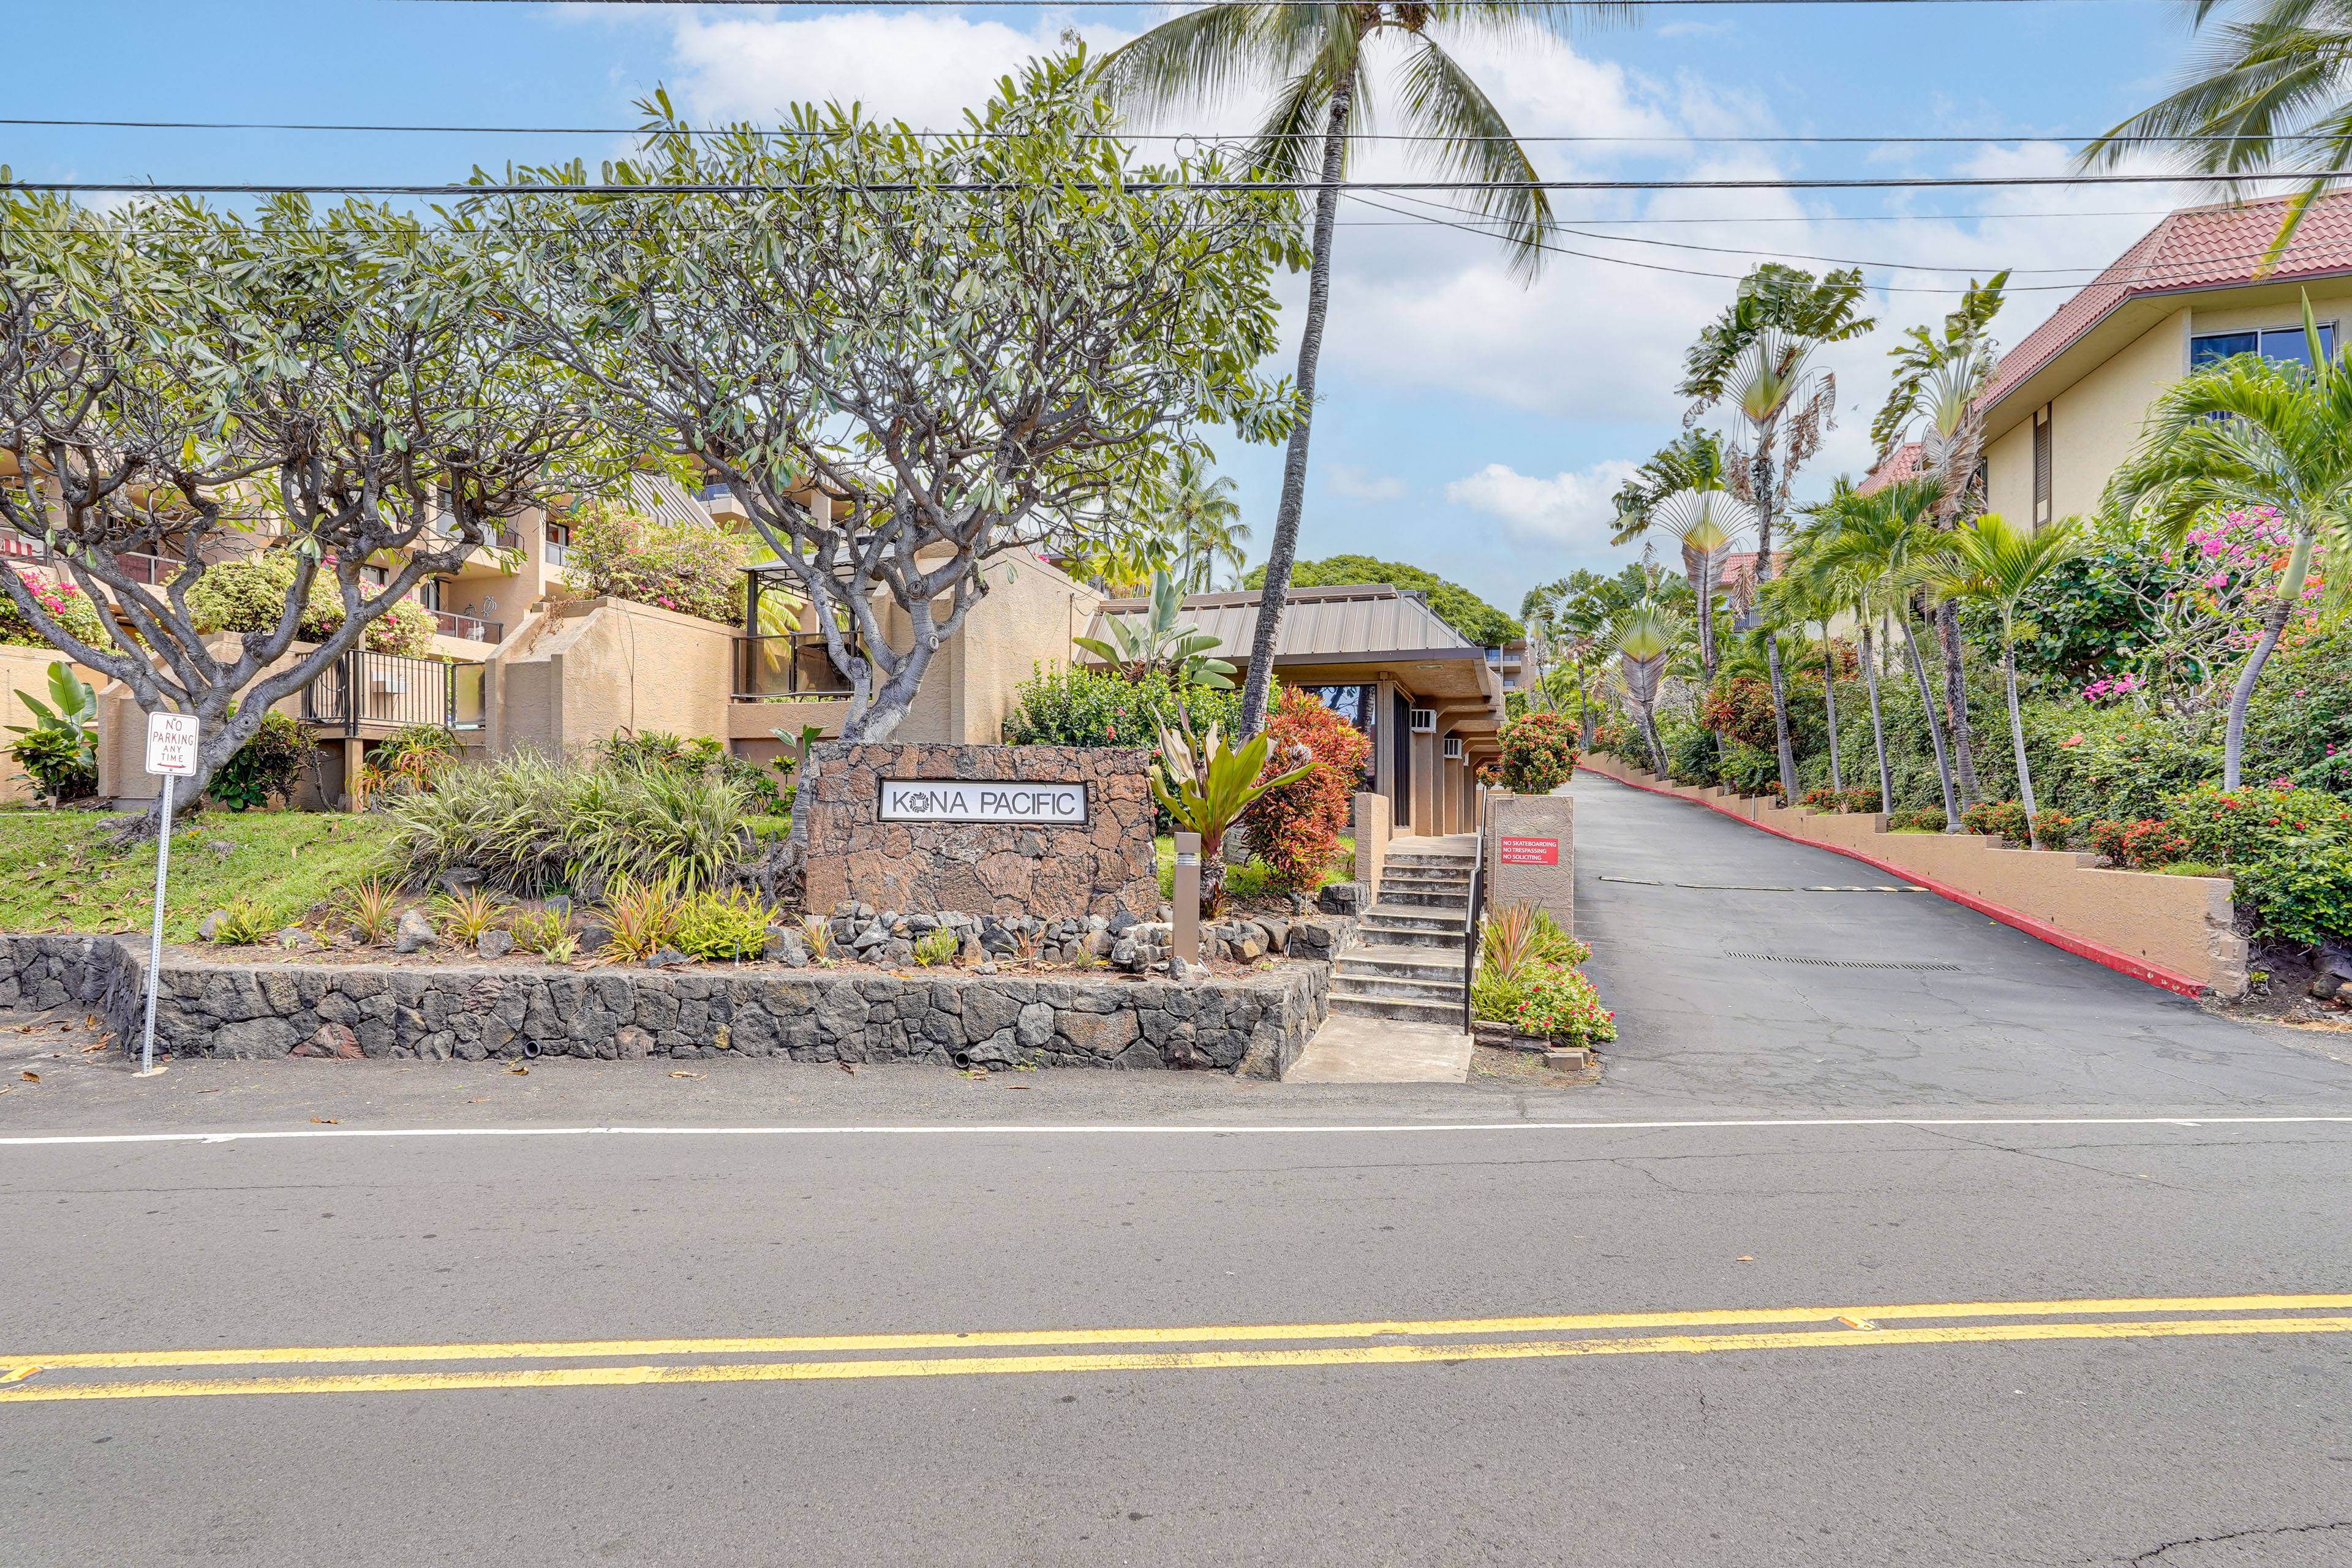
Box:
1250 687 1372 897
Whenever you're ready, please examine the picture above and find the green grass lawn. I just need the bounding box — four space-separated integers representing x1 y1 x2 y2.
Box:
0 809 396 941
1154 834 1355 903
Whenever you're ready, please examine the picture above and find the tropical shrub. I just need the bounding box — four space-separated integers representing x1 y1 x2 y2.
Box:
559 498 748 625
0 572 113 651
379 751 755 895
363 725 467 797
337 879 401 944
913 926 960 967
1496 710 1578 794
1961 799 2030 843
2030 810 2076 851
1889 807 1945 832
209 709 307 810
669 886 772 960
597 729 789 813
1700 675 1779 751
2085 818 2192 870
6 728 95 803
509 908 573 957
2164 783 2352 867
186 551 436 657
1003 663 1238 748
2231 850 2352 949
212 896 281 946
1506 967 1616 1046
432 889 503 942
1839 787 1882 814
1250 687 1372 894
1800 786 1841 812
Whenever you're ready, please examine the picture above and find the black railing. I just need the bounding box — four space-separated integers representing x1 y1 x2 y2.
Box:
1462 792 1487 1034
301 651 488 734
434 610 503 644
733 633 853 698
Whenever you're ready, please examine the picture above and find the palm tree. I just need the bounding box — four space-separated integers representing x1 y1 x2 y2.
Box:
1803 476 1962 829
1871 274 2009 809
1920 512 2081 845
1646 489 1751 721
1759 568 1849 793
1679 265 1876 803
1161 451 1248 593
1608 431 1727 546
1607 600 1683 775
2103 301 2350 786
2078 1 2352 268
1100 0 1638 737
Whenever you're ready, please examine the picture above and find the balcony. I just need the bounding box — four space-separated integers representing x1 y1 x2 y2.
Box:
433 610 503 645
543 540 571 570
733 633 853 698
301 651 489 734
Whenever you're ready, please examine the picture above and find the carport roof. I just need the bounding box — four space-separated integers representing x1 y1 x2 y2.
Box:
1088 584 1477 663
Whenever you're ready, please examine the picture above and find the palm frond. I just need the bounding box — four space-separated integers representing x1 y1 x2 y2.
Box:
1393 36 1553 282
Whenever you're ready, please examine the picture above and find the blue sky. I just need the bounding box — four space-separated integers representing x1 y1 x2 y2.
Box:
6 1 2196 620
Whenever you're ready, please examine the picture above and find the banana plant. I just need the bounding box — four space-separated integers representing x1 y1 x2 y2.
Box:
1151 716 1313 918
1075 569 1237 690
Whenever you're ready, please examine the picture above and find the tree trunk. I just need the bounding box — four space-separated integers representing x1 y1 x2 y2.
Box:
1821 622 1842 792
1935 599 1981 806
1751 447 1799 802
1237 83 1352 740
2004 636 2040 848
1861 623 1893 815
1901 612 1960 831
1638 704 1668 776
2222 530 2312 789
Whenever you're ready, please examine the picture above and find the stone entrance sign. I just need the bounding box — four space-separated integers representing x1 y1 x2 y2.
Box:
804 744 1159 921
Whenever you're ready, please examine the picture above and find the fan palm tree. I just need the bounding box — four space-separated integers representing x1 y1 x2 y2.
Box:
1679 265 1875 804
1608 431 1727 546
1802 476 1962 829
1607 599 1683 776
1099 0 1639 737
1919 511 2081 846
1645 489 1751 773
2077 0 2352 268
1759 568 1849 793
2103 299 2350 786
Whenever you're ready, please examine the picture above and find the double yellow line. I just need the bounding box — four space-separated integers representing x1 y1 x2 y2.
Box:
4 1294 2346 1403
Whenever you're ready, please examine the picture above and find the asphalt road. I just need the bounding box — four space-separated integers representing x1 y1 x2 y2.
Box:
2 774 2348 1567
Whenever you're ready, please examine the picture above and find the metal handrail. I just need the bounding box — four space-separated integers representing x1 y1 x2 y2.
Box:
300 650 488 734
433 610 503 644
1462 789 1487 1034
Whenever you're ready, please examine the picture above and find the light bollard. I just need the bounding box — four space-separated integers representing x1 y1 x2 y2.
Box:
1172 831 1201 974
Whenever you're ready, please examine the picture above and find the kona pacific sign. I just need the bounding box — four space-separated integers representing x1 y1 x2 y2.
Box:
878 779 1089 826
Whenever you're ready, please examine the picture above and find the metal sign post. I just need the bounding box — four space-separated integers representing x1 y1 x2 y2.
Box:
138 713 200 1078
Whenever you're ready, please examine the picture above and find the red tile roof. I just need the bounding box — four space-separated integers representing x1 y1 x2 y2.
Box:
1982 191 2352 410
1856 442 1922 496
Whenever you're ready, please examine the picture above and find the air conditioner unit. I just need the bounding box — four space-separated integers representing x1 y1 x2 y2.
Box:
372 674 407 695
1442 736 1464 761
1408 708 1436 733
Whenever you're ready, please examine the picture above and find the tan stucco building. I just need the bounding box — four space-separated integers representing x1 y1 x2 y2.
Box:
1979 192 2352 522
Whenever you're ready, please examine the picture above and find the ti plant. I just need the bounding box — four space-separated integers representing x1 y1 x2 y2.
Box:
1075 569 1237 690
1150 715 1313 918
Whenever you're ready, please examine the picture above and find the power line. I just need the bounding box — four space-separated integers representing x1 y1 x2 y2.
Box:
0 171 2318 195
0 113 2299 147
410 0 2168 6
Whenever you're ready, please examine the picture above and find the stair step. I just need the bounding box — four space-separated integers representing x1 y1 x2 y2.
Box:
1356 924 1466 951
1380 890 1469 910
1379 875 1471 893
1332 972 1467 1002
1327 989 1468 1025
1386 855 1474 870
1336 948 1466 981
1365 905 1468 930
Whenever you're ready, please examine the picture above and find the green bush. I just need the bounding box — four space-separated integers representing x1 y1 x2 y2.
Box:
2164 784 2352 867
1961 799 2029 842
597 729 790 813
913 927 960 967
6 728 96 803
1496 710 1578 795
2233 848 2352 948
1889 807 1945 832
209 710 308 811
186 551 437 657
669 886 772 960
2031 810 2076 850
560 498 748 626
1501 966 1616 1046
1003 663 1238 748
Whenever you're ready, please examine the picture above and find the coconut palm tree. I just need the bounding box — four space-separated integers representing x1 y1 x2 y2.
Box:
1802 476 1962 829
1679 266 1876 803
1099 0 1638 737
1871 274 2008 809
1918 511 2082 846
1161 451 1249 593
2103 300 2350 786
2077 0 2352 268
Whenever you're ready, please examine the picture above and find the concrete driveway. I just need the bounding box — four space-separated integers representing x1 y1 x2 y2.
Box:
1569 772 2352 1113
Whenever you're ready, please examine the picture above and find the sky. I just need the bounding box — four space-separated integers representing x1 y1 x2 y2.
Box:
3 0 2204 620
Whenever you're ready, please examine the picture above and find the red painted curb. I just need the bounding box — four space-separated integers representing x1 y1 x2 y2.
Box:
1577 764 2208 998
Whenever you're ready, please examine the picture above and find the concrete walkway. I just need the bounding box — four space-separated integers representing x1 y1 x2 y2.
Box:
1570 771 2352 1112
1283 1013 1474 1082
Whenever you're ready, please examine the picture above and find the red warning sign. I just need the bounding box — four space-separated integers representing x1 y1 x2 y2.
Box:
1498 837 1559 865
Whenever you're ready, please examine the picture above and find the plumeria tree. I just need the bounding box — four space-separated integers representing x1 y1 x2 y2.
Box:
0 194 595 832
487 55 1289 753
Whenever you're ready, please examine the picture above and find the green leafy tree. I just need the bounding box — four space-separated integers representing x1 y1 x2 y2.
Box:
1101 0 1637 737
2103 299 2350 786
1920 513 2084 845
491 53 1289 750
1247 553 1521 647
1679 264 1877 804
0 192 592 835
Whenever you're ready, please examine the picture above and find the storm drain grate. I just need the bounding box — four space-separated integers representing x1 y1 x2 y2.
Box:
1727 952 1965 972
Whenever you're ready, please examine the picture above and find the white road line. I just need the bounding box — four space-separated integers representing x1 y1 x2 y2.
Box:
0 1115 2348 1147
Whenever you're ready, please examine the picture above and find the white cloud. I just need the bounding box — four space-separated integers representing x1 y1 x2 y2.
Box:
666 11 1133 128
1325 464 1408 502
1445 461 1638 545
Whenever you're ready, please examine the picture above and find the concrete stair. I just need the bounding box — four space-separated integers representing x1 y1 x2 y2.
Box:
1329 848 1477 1025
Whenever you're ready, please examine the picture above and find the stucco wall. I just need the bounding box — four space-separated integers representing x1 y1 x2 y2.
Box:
0 643 105 805
486 597 732 756
1484 792 1575 936
2046 307 2189 520
870 550 1101 745
1578 752 2247 995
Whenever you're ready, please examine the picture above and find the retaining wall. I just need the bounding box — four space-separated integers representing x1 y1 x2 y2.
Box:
0 933 1331 1077
1577 752 2247 997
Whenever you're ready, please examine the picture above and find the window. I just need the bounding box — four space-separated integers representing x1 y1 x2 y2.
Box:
2031 405 2052 525
416 577 445 612
1302 684 1374 731
545 518 572 569
2191 323 2336 371
358 564 389 590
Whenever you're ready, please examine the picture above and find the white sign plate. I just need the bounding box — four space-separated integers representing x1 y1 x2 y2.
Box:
878 779 1087 826
145 712 200 777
